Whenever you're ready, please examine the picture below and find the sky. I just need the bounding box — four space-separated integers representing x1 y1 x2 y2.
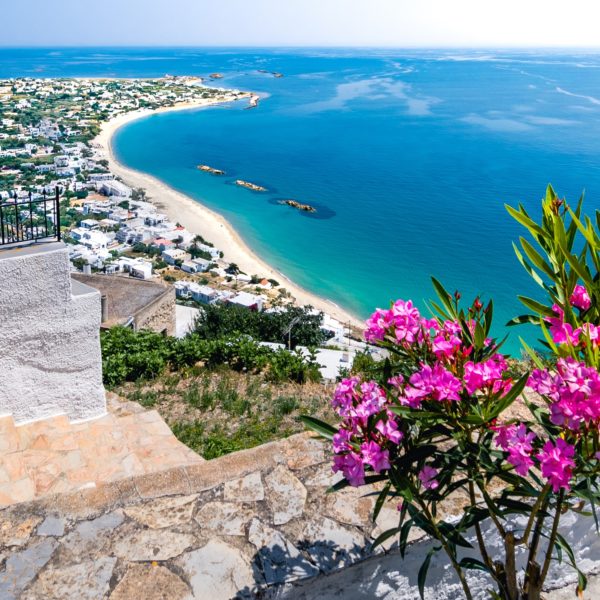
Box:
3 0 600 48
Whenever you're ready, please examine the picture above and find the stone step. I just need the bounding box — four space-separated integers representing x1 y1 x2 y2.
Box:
0 402 203 508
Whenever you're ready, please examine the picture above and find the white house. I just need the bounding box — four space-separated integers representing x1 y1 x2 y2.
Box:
89 173 114 182
181 257 211 273
80 219 99 230
70 227 111 251
191 284 219 305
130 261 153 280
161 248 189 265
297 346 354 382
229 291 264 312
99 180 132 198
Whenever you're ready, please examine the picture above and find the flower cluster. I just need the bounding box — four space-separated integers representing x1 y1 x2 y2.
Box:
528 358 600 431
546 285 597 347
537 439 576 493
329 287 600 501
333 297 516 488
493 423 536 476
331 376 402 486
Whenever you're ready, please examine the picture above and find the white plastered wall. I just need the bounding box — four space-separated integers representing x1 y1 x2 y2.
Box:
0 242 106 423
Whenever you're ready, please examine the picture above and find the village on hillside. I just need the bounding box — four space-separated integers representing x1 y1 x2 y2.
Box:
0 76 365 377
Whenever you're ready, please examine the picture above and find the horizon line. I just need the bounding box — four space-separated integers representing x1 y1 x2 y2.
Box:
2 44 600 51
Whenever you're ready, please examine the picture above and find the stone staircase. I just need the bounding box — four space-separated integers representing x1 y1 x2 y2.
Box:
0 395 203 507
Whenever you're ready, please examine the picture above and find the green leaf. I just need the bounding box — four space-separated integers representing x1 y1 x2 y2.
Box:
373 482 391 524
395 444 437 470
484 299 494 337
485 373 529 421
399 518 414 558
459 557 490 573
418 547 438 600
438 522 473 549
519 337 545 368
370 526 400 551
505 203 546 240
564 251 594 289
512 242 547 289
427 299 451 321
516 296 555 318
507 314 541 326
519 237 556 280
474 321 485 348
327 473 387 494
431 277 455 317
299 415 337 440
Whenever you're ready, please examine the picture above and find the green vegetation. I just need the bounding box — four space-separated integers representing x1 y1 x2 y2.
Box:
101 326 322 387
106 329 332 459
194 303 328 348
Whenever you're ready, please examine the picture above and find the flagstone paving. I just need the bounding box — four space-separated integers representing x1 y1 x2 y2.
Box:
0 432 597 599
0 393 203 507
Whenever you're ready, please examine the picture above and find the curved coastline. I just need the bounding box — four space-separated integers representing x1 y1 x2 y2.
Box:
93 99 365 330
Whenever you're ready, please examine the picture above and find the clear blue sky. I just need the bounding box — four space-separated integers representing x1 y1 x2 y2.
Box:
4 0 600 48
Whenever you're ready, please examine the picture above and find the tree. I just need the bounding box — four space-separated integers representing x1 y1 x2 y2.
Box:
226 263 240 276
194 304 326 348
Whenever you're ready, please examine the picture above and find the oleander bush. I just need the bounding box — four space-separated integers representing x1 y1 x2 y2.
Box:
304 186 600 600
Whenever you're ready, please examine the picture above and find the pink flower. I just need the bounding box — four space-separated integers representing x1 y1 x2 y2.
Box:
365 308 392 343
390 300 422 345
463 355 508 395
570 285 592 311
387 375 404 389
547 304 580 346
361 441 391 473
528 369 559 399
493 423 536 476
506 425 536 476
332 428 352 453
405 363 462 403
353 381 387 421
443 320 462 336
531 359 600 430
375 418 404 444
332 377 360 416
492 423 517 450
432 334 462 359
418 466 439 490
536 438 576 493
333 452 365 487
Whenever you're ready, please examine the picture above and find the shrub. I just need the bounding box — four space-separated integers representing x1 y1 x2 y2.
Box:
100 328 321 386
304 186 600 600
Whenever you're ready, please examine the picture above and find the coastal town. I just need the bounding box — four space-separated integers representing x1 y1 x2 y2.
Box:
0 75 362 367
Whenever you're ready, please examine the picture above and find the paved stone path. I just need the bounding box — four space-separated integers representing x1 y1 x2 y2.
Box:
0 433 598 599
0 394 202 506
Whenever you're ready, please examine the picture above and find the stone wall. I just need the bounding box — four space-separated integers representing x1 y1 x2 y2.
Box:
1 433 597 599
0 243 106 423
134 287 175 336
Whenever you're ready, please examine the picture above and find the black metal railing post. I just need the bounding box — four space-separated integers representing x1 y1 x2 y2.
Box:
55 187 61 241
28 192 34 242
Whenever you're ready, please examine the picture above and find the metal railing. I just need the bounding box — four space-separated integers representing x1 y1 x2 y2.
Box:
0 188 61 247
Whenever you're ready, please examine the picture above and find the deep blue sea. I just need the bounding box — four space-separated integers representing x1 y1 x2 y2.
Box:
3 47 600 353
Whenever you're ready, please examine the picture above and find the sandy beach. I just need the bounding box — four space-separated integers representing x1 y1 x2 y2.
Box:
93 97 365 330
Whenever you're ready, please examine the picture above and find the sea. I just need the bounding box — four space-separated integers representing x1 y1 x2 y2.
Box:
2 47 600 353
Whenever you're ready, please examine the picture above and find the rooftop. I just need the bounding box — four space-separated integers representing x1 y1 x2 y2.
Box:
71 273 172 328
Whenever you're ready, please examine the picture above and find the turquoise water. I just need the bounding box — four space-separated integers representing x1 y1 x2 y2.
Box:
3 48 600 352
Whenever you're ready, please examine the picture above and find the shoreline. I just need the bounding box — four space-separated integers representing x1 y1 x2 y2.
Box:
93 98 365 331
